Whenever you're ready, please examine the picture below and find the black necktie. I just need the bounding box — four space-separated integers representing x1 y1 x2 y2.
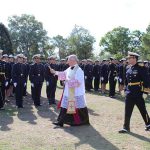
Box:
71 66 75 70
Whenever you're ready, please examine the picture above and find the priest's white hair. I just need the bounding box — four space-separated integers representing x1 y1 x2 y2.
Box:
68 54 79 62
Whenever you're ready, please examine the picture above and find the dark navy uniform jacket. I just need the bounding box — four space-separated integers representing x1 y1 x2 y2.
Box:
108 63 117 79
118 64 126 84
0 60 6 82
125 63 150 97
24 63 30 81
5 62 11 82
101 64 109 81
93 64 100 78
58 63 69 71
9 62 15 84
12 63 27 84
29 63 45 84
84 64 93 78
79 64 85 71
25 63 30 75
44 63 58 81
63 64 69 70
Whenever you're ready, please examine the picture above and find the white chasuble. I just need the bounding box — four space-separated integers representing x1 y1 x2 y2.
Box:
59 65 87 109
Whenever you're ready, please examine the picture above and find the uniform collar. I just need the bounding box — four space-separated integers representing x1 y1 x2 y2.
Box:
131 63 138 68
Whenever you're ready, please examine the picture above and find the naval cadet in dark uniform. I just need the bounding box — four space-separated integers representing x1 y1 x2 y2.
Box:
29 54 44 107
84 59 93 91
3 54 12 102
0 50 7 110
79 59 86 71
100 59 109 94
108 57 118 98
8 55 15 97
45 56 58 105
119 51 150 133
12 54 27 108
93 60 100 91
118 58 127 93
23 56 30 96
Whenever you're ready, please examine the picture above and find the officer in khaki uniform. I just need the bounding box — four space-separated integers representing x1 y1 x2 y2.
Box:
119 51 150 133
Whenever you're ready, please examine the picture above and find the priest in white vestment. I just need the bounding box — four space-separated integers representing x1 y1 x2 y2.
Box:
51 54 90 127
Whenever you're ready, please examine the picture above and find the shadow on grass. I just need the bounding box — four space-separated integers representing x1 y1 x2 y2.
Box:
88 108 100 116
0 91 60 128
129 132 150 142
36 96 59 122
4 93 38 125
62 125 119 150
16 92 60 124
0 99 16 131
17 108 37 125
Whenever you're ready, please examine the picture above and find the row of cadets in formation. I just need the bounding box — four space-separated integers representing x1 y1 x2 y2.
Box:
1 51 150 109
0 51 29 110
79 57 150 98
30 55 70 107
0 52 69 109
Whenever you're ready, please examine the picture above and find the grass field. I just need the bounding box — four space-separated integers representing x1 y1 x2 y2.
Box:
0 83 150 150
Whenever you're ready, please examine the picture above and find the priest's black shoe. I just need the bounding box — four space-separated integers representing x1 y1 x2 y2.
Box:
53 122 63 127
145 125 150 131
118 128 130 133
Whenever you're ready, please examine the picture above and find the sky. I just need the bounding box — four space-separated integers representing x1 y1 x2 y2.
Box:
0 0 150 54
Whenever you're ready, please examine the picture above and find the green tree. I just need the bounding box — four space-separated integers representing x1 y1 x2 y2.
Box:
142 24 150 59
8 14 49 57
129 30 143 53
51 35 68 59
0 23 12 54
43 43 55 58
99 26 131 57
68 25 95 59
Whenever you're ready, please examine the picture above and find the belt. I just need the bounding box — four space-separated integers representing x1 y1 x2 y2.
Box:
143 88 150 93
128 82 142 86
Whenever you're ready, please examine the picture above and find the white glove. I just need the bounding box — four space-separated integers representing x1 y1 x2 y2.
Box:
14 83 17 87
114 77 118 81
5 81 8 87
31 83 34 87
49 68 56 74
24 83 26 87
85 76 87 79
143 93 148 100
46 81 49 86
101 77 104 81
119 78 122 83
